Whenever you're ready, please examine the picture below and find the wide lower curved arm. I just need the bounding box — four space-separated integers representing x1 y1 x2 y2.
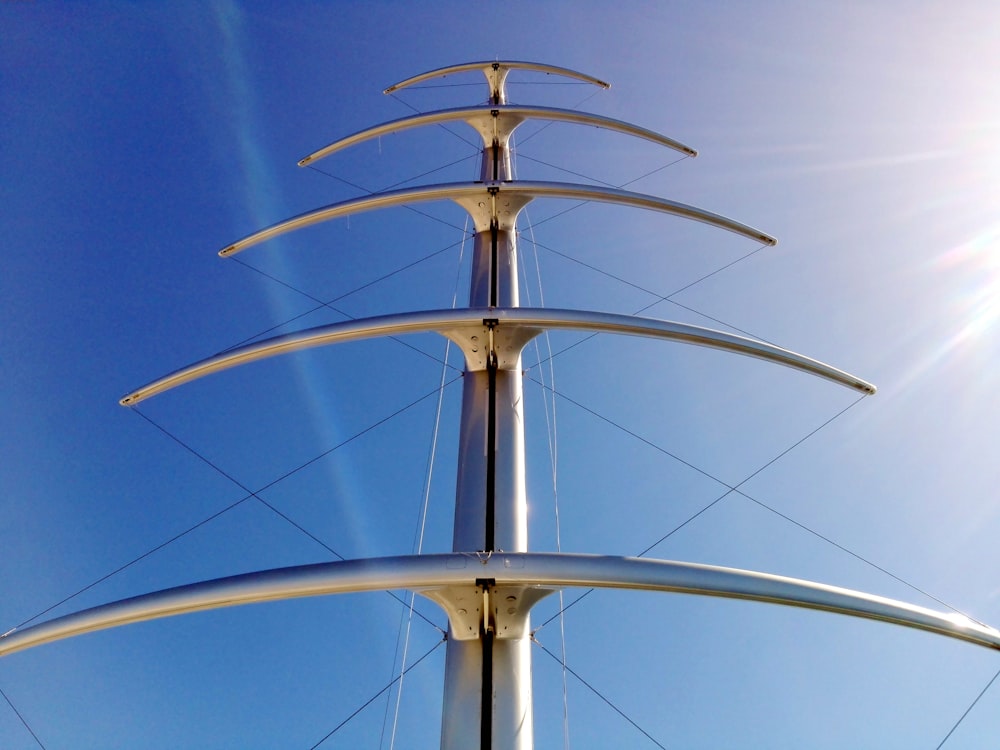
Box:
2 553 997 658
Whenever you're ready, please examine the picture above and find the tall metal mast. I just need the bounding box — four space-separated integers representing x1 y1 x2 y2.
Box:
442 62 531 750
5 61 1000 750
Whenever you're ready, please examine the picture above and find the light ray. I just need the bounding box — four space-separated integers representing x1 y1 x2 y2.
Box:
212 2 366 553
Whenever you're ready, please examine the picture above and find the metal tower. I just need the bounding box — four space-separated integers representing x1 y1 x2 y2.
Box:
3 61 999 749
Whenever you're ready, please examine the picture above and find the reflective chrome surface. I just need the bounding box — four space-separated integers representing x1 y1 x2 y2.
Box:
4 553 998 658
217 180 777 256
298 105 697 167
120 307 875 406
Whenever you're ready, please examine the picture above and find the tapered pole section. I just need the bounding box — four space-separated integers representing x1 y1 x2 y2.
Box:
441 73 532 750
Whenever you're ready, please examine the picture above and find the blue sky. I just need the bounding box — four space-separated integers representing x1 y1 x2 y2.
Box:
3 2 1000 747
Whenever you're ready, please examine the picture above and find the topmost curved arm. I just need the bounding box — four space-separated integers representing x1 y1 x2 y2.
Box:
384 60 610 96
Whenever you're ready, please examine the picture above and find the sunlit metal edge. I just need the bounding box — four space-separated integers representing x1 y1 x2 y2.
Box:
2 553 996 658
384 61 610 94
218 180 776 257
119 307 875 406
298 105 696 166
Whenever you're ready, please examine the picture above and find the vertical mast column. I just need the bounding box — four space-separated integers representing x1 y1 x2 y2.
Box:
441 67 533 750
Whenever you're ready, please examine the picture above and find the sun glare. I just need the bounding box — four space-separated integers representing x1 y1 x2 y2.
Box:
935 222 1000 348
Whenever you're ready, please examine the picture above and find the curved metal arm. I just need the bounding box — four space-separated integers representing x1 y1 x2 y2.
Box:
218 181 776 256
119 308 875 406
2 553 997 658
384 61 610 95
299 105 696 167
